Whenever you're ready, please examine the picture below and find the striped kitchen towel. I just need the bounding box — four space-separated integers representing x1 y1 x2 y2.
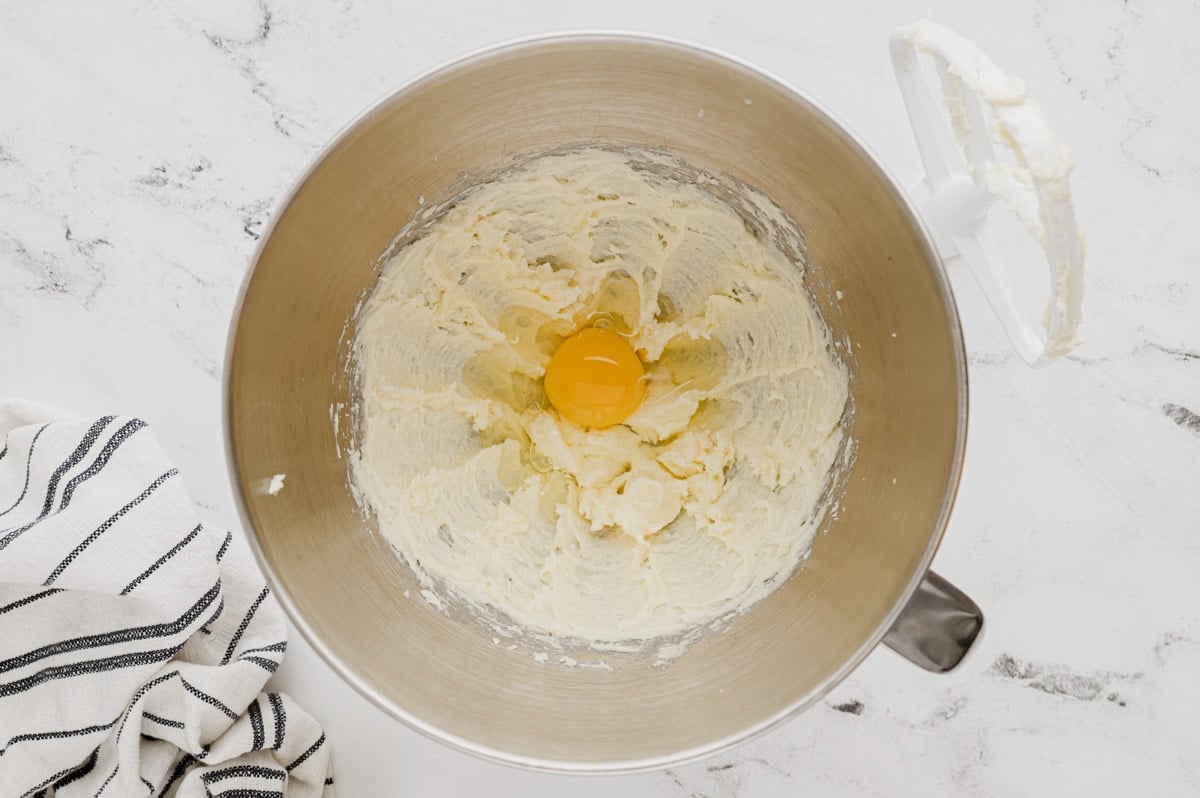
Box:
0 400 333 797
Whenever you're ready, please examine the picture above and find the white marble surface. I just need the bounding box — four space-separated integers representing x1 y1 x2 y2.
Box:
2 0 1198 794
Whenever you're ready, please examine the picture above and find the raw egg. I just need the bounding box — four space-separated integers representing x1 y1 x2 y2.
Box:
543 326 646 428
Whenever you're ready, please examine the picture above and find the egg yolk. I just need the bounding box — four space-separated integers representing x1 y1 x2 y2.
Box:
543 327 646 429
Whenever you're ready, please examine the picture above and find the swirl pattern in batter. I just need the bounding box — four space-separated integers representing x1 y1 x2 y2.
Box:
353 149 848 643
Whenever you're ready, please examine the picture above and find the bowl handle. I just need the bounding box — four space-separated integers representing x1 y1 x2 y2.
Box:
883 570 984 672
890 20 1085 366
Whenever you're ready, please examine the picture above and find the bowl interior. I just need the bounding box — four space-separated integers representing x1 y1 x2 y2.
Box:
227 36 965 771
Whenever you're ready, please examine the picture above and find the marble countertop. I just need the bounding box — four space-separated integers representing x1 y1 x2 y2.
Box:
2 0 1197 794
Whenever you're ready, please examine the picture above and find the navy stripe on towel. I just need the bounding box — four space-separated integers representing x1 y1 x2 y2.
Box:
285 733 325 772
0 581 218 673
248 699 265 751
0 418 113 546
43 468 178 585
121 524 202 595
220 586 269 665
0 424 49 519
268 693 285 750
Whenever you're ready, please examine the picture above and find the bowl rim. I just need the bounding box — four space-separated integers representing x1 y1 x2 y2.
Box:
223 29 969 775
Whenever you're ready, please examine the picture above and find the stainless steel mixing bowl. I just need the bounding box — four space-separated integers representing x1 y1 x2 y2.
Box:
226 34 980 772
